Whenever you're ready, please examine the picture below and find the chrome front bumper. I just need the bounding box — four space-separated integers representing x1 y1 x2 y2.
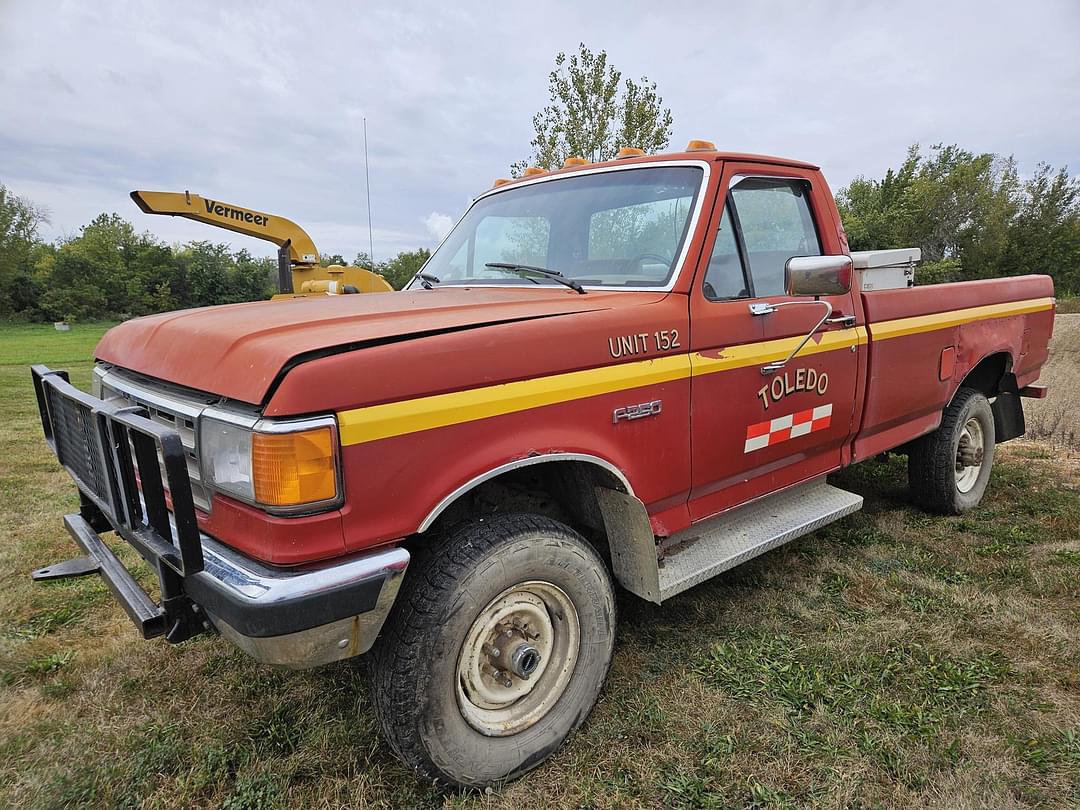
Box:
193 535 410 669
52 510 410 669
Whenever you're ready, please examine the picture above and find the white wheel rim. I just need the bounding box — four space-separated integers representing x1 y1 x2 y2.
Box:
955 417 985 494
456 580 580 737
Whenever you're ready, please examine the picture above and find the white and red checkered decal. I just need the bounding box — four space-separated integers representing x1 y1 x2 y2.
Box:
744 404 833 453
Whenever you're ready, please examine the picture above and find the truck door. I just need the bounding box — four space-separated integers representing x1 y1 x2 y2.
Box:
688 166 861 522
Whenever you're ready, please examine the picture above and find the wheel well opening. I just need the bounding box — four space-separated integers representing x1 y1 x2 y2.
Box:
423 460 626 559
957 351 1014 399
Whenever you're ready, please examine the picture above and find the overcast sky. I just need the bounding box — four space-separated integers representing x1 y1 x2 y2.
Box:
2 0 1078 262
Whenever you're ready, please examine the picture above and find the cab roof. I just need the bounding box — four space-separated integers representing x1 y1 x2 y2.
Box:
489 145 819 192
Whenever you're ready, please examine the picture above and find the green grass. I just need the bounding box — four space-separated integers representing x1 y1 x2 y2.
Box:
0 321 114 366
1 321 1079 808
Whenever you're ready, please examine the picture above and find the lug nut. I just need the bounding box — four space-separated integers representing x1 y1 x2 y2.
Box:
481 663 514 688
511 618 540 640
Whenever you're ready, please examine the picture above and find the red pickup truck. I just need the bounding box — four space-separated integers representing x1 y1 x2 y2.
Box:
31 142 1054 787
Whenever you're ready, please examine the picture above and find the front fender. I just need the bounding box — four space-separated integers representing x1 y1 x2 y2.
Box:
415 452 634 533
335 376 691 553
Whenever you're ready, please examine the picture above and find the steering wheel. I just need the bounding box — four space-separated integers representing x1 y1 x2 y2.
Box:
626 253 674 273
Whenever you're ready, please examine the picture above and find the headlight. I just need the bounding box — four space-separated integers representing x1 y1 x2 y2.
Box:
201 419 255 499
200 413 341 513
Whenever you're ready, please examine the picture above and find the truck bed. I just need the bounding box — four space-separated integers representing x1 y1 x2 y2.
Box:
854 274 1055 461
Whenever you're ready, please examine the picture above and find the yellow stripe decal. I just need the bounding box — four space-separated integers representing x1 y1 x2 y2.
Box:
336 297 1052 446
689 328 865 378
338 354 691 446
870 297 1054 341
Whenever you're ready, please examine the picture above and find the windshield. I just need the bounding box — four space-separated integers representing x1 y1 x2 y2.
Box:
412 165 704 290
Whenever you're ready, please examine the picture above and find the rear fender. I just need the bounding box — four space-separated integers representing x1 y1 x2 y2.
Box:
949 351 1025 443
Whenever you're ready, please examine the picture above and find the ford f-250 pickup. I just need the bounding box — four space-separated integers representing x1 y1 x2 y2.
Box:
30 141 1055 787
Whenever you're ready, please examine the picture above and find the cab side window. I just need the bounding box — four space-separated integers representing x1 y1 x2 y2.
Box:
729 178 821 297
702 205 749 300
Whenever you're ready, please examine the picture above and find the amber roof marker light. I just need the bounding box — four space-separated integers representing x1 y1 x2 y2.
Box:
562 157 589 168
522 167 547 177
686 139 717 152
616 147 645 159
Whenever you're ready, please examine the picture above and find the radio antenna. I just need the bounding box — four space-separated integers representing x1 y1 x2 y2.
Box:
363 117 375 268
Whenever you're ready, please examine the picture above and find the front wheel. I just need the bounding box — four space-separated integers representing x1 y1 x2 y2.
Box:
908 386 996 514
368 513 615 787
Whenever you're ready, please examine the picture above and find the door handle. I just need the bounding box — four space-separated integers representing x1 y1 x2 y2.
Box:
749 299 833 374
825 314 856 328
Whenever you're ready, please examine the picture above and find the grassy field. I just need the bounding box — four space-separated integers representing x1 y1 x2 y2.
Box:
1 321 1078 809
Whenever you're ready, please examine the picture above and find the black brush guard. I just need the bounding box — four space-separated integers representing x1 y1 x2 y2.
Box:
31 365 206 642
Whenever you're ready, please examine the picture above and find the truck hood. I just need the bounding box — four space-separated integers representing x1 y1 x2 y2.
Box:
95 288 662 404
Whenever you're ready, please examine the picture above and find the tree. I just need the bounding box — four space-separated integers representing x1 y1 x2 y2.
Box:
0 183 48 316
835 143 1080 295
836 144 1012 262
999 164 1080 294
40 214 142 320
512 44 673 175
379 248 431 290
0 190 284 320
175 241 274 307
230 249 277 302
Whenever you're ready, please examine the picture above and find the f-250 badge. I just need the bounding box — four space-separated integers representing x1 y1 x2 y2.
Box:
613 400 662 423
757 367 828 410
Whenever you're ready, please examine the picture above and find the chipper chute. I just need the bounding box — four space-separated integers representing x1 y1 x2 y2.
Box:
130 190 394 297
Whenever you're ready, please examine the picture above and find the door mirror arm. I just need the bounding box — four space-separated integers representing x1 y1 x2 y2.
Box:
748 299 834 375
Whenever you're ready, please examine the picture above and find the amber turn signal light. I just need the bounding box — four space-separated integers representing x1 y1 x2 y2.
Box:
252 426 338 507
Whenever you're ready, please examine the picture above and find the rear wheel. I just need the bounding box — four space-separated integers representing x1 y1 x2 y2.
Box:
368 513 615 787
908 387 995 514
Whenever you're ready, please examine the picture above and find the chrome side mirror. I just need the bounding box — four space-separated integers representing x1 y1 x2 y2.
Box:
785 255 853 297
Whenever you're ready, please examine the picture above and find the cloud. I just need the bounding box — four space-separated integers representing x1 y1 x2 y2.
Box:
423 212 455 243
1 0 1077 263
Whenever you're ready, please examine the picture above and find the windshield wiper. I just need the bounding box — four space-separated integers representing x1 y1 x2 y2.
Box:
484 262 586 294
415 272 440 290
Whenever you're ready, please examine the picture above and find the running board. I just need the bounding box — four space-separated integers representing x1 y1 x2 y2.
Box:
656 479 863 601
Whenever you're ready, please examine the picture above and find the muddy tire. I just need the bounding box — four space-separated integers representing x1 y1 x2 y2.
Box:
368 513 615 788
908 387 995 515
